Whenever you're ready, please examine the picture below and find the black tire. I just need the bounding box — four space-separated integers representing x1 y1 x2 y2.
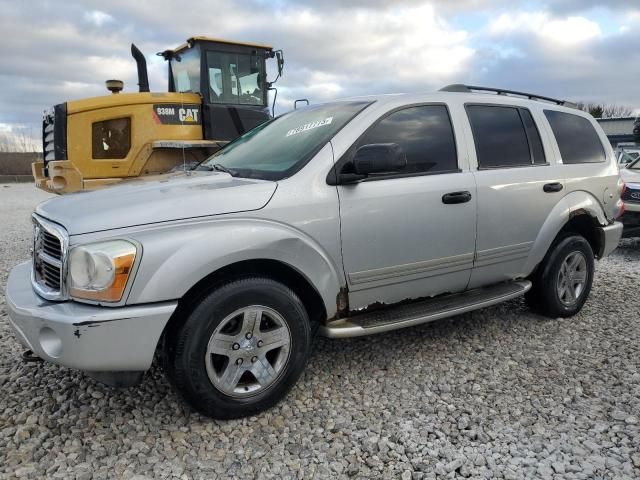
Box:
525 234 594 318
164 277 312 419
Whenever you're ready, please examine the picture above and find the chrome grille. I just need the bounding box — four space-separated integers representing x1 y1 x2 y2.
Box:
42 230 62 258
43 110 56 162
32 216 68 301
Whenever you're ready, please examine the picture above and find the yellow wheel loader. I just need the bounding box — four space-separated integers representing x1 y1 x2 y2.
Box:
34 37 284 193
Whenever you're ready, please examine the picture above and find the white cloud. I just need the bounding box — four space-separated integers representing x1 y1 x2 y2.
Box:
0 0 639 141
83 10 114 27
272 4 474 101
489 12 601 46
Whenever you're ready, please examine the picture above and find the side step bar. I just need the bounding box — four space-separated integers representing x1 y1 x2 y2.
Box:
320 280 531 338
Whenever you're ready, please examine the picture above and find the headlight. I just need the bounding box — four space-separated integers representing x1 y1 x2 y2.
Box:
68 240 137 302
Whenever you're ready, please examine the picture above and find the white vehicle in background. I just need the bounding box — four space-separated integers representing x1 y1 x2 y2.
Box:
620 157 640 237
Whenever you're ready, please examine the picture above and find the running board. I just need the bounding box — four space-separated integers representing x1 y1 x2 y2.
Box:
320 280 531 338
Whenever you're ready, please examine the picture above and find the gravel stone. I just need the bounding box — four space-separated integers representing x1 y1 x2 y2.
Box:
1 183 640 479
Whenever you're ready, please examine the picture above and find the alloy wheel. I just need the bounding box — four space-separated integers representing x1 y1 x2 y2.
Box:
204 306 291 397
556 251 588 307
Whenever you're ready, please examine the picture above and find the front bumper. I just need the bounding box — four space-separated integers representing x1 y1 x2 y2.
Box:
5 262 177 372
597 221 623 257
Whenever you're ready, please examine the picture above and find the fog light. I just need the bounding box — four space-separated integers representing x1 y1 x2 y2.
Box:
39 327 62 358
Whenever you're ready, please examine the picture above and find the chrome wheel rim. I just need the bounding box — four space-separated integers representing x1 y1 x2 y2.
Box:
205 305 291 398
557 251 588 306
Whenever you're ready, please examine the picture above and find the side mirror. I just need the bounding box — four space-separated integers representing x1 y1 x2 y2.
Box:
353 143 407 176
276 50 285 77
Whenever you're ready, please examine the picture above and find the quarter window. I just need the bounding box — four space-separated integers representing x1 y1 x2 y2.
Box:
544 110 606 164
356 105 458 175
467 105 544 168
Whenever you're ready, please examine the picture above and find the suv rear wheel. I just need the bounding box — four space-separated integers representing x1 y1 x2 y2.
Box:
164 277 312 419
526 234 595 318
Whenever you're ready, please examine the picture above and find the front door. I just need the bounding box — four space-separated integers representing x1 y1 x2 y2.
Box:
337 104 477 310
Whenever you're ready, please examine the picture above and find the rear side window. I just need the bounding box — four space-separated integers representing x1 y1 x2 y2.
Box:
357 105 458 175
544 110 606 164
466 105 545 168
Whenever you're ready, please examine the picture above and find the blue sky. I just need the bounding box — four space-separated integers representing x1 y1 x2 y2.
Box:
0 0 638 148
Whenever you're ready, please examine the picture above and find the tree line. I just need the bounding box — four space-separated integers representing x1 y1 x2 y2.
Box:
575 102 636 119
0 128 39 153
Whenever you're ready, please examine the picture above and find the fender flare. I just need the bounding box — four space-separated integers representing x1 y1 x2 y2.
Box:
126 218 344 318
523 191 607 273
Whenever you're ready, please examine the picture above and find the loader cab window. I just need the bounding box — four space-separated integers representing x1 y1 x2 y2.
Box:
206 51 265 106
170 45 201 94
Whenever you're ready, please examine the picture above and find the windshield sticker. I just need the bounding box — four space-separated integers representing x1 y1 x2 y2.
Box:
286 117 333 137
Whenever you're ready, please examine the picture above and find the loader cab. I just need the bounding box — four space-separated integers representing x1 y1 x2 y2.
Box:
162 37 283 142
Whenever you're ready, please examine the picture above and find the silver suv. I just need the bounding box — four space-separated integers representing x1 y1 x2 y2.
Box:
6 85 623 419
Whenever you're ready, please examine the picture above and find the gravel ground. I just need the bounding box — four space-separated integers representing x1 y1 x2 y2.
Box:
0 183 639 479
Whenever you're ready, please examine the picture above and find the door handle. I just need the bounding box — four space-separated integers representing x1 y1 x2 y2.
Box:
543 182 564 193
442 191 472 204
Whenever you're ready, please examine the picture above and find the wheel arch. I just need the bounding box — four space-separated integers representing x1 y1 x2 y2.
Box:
524 191 609 274
163 258 328 339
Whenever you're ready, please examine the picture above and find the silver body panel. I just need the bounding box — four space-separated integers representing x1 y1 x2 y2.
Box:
6 262 176 371
6 91 623 374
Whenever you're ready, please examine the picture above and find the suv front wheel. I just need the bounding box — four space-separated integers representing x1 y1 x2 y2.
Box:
526 234 595 318
164 277 312 419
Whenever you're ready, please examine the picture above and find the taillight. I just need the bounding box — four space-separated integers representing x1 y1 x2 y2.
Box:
614 179 625 218
615 198 625 219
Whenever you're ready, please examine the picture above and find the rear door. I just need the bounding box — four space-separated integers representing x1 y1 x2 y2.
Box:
464 103 564 288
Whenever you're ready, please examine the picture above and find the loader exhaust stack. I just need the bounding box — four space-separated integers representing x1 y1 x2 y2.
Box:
131 43 150 93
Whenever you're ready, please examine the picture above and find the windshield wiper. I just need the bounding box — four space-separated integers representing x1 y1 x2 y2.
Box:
198 163 239 177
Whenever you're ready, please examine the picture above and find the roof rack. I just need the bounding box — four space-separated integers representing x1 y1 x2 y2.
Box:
440 84 577 108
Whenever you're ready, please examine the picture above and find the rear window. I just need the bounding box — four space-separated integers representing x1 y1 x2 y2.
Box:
466 105 544 168
544 110 606 164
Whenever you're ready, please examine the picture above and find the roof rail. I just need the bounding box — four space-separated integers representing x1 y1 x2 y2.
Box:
440 84 577 108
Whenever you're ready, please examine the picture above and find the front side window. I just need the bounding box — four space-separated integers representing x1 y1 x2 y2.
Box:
355 105 458 175
207 51 265 106
466 105 538 168
200 101 372 180
544 110 606 164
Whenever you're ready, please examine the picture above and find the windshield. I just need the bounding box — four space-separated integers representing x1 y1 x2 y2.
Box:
170 45 201 93
619 150 640 164
628 158 640 170
200 101 372 180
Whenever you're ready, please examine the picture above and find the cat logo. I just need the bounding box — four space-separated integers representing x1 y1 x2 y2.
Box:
179 108 199 123
153 104 202 125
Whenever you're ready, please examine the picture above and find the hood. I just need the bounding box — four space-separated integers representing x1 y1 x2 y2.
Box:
67 92 201 115
35 171 277 235
620 167 640 185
